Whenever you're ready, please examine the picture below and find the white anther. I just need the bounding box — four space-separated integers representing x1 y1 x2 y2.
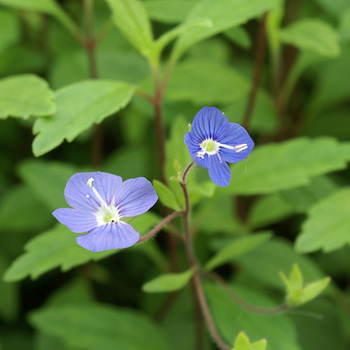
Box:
87 178 95 187
234 144 248 153
86 195 89 198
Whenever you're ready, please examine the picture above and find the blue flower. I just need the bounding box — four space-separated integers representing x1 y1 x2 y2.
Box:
53 172 158 252
184 107 254 187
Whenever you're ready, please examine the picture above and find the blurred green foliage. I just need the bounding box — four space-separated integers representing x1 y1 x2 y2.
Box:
0 0 349 349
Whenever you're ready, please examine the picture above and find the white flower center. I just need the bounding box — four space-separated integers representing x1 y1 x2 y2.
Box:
86 178 120 225
196 138 248 161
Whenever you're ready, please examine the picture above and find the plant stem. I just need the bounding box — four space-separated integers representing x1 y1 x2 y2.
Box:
137 211 184 243
209 271 288 315
180 178 231 350
242 13 268 131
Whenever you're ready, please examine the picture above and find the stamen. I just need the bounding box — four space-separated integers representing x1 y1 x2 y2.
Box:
234 143 248 153
86 178 111 212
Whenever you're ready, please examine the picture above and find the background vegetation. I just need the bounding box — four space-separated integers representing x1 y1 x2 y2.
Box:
0 0 350 349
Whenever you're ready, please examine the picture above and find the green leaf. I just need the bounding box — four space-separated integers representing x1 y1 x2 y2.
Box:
0 255 18 321
29 304 172 350
233 332 267 350
205 232 272 271
167 58 250 105
153 180 181 211
17 159 79 211
0 74 55 119
279 19 340 57
235 238 326 291
224 26 252 49
32 80 135 156
248 194 295 229
280 264 330 306
171 0 274 62
144 0 199 23
207 283 302 350
3 224 114 282
152 18 212 61
0 0 61 15
339 6 350 43
222 137 349 195
106 0 154 57
301 277 331 304
295 188 350 253
4 212 160 282
142 269 193 293
281 176 338 213
0 185 52 231
0 0 80 38
0 9 20 54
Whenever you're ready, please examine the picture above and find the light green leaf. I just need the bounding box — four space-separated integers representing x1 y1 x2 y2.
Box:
0 74 55 119
0 10 20 53
29 304 172 350
17 159 79 211
153 180 181 211
205 232 272 271
233 332 267 350
233 332 250 350
32 80 135 156
280 264 330 306
167 58 250 104
280 18 340 57
144 0 199 23
142 269 193 293
171 0 274 62
106 0 154 57
296 188 350 253
222 137 349 196
3 224 115 282
300 277 331 304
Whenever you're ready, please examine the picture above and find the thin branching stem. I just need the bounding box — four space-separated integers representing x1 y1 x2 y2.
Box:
137 211 184 243
208 271 288 315
180 175 231 350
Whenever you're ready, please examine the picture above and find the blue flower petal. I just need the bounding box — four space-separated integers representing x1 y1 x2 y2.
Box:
76 221 140 251
218 123 254 163
191 107 229 142
53 208 98 233
114 177 158 217
208 155 231 187
184 132 209 168
65 172 122 211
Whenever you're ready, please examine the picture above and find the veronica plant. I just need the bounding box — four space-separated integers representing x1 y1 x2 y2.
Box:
184 107 254 187
53 172 158 252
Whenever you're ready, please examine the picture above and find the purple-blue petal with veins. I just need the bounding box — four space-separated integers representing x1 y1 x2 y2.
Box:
114 177 158 217
184 132 209 168
191 107 229 142
218 123 254 163
64 172 122 211
208 155 231 187
76 221 139 251
53 208 98 233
